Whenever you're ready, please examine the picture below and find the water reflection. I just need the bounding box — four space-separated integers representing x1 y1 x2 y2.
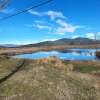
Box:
12 48 100 60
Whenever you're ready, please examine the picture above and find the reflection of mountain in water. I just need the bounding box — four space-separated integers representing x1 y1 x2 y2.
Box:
12 49 100 61
57 49 98 56
57 49 73 53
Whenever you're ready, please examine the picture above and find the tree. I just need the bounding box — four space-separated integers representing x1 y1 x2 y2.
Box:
0 0 10 12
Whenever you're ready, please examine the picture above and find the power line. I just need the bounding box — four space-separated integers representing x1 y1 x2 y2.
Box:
0 0 53 22
0 0 53 21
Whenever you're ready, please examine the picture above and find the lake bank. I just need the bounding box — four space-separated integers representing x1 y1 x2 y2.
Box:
0 44 100 56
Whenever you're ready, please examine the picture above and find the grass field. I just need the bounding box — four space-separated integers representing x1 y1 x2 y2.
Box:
0 56 100 100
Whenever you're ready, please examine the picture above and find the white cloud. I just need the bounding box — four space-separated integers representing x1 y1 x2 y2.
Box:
0 41 36 45
34 24 51 30
45 11 66 20
55 27 67 35
28 10 42 16
86 32 100 39
28 10 85 35
55 19 84 35
26 23 52 31
28 10 66 20
86 33 95 37
44 38 57 41
34 20 44 23
86 33 95 39
56 19 67 27
72 35 79 39
97 32 100 35
1 8 15 14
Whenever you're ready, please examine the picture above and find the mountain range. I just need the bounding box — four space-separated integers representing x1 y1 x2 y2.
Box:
0 44 18 47
20 37 100 47
0 37 100 48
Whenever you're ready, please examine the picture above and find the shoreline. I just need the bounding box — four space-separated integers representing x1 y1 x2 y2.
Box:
0 44 100 56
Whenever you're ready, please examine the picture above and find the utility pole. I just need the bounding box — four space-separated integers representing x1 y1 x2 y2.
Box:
95 33 97 52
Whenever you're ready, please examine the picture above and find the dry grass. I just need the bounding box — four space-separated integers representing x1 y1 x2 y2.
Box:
0 57 100 100
37 56 73 72
0 44 100 56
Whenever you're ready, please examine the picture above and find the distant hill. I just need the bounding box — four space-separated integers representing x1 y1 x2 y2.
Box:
0 44 18 47
0 46 6 49
20 37 100 47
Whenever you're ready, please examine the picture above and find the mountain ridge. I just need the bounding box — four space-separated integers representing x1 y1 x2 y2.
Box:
20 37 100 47
0 44 18 47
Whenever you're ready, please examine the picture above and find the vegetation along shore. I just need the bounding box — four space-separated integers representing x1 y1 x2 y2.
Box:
0 44 100 56
96 51 100 58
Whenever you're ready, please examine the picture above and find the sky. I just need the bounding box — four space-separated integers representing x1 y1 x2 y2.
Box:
0 0 100 44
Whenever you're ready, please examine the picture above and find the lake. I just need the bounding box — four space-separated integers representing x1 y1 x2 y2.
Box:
12 48 100 60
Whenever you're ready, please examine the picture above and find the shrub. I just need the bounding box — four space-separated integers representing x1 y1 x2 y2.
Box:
96 51 100 58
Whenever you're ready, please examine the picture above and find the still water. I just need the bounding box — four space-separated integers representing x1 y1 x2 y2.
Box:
12 48 100 60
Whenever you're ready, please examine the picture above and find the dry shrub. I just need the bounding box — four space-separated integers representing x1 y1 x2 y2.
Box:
37 56 73 72
96 51 100 58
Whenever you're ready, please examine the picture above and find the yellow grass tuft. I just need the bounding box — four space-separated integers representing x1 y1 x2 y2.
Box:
37 56 73 72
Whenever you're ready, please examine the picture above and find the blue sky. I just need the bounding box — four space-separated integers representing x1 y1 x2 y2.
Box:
0 0 100 44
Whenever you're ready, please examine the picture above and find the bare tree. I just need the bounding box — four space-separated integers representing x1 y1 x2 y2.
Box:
0 0 10 12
